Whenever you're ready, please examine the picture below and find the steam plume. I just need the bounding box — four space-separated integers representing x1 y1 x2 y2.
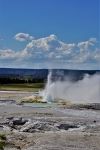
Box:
43 71 100 103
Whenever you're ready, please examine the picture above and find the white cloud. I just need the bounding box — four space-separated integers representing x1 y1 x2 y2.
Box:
26 34 57 51
0 49 17 59
15 33 34 42
0 48 30 60
25 34 76 57
56 41 76 51
78 38 97 51
24 35 100 65
0 34 99 69
48 52 55 58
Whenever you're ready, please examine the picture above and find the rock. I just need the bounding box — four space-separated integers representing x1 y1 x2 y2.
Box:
0 120 9 125
12 118 28 126
7 117 14 120
4 145 21 150
3 125 12 132
57 123 78 130
30 122 58 132
20 121 58 133
93 120 96 123
20 122 35 132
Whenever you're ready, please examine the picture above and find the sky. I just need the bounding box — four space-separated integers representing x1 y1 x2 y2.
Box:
0 0 100 69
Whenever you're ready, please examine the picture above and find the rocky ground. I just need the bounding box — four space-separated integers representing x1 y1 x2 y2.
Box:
0 91 100 150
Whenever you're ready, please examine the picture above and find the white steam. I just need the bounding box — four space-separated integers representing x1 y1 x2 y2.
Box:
43 72 100 103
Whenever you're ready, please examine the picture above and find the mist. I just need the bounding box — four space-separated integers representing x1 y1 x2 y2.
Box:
43 73 100 103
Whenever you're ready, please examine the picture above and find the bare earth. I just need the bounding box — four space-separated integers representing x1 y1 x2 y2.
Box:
0 91 100 150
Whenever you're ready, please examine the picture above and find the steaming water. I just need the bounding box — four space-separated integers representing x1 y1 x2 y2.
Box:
42 71 53 102
43 71 100 103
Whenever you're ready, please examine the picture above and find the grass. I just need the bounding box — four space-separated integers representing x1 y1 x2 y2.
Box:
0 141 5 150
0 134 6 141
0 134 6 150
0 83 45 92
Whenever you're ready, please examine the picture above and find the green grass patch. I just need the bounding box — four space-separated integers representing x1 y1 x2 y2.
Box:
0 141 5 150
0 134 6 150
0 83 45 92
0 134 6 141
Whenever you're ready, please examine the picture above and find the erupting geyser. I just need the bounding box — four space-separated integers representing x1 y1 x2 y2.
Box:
42 71 53 102
42 70 100 103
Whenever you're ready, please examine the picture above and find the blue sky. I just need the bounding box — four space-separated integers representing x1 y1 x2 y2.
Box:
0 0 100 69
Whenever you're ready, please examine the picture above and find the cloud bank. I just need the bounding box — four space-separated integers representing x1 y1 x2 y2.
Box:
0 33 100 69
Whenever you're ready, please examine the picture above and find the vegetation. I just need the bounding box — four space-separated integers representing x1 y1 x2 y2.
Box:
0 76 45 84
0 134 6 150
0 83 45 92
0 76 46 91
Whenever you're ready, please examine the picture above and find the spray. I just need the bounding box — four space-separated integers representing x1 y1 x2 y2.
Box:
42 71 100 103
42 70 53 102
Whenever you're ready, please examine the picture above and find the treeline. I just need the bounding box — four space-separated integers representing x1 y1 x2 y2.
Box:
0 76 45 84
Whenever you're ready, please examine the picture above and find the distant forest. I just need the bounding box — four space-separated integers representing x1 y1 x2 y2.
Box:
0 68 48 84
0 68 100 84
0 76 45 84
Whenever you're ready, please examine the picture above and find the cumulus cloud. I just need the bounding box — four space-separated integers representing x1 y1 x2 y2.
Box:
25 34 76 58
0 49 17 59
0 48 30 60
26 34 57 51
78 38 97 51
24 35 99 63
0 34 100 69
15 33 34 42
